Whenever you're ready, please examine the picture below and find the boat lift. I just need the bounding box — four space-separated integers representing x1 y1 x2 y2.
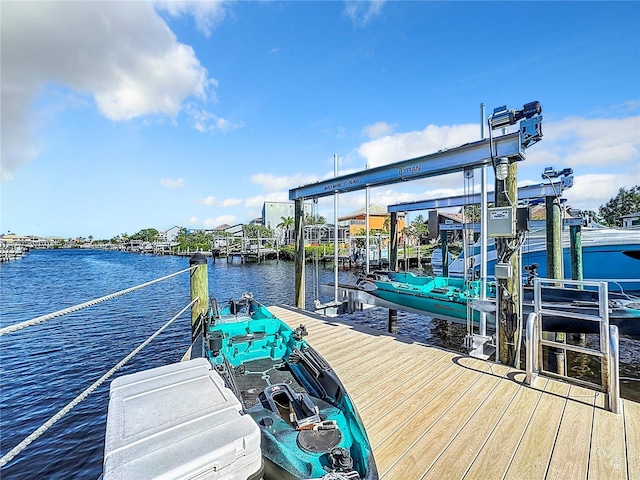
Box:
387 177 572 214
383 175 573 359
289 101 544 364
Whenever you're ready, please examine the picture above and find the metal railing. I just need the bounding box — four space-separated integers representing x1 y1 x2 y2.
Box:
524 278 621 414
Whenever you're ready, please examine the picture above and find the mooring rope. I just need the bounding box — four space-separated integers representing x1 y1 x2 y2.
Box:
0 266 196 337
0 298 198 468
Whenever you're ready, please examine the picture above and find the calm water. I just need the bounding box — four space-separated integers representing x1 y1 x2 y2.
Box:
1 249 638 479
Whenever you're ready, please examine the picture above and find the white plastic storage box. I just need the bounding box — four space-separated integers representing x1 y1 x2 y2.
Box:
103 358 262 480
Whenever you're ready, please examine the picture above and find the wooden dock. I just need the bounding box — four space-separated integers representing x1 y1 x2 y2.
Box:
269 305 639 480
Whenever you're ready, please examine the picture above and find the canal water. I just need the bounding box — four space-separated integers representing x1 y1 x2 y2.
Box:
1 249 638 479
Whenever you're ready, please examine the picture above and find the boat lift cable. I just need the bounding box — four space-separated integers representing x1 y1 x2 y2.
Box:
0 298 198 468
463 167 475 339
0 266 196 337
313 198 320 303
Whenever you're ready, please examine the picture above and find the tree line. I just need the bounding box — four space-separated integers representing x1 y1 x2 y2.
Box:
81 185 640 248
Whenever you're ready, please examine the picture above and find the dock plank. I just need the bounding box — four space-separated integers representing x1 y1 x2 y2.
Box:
504 379 570 479
462 378 549 479
362 354 469 442
590 398 628 479
268 306 638 480
422 375 521 479
545 384 596 480
625 400 640 480
355 348 452 413
332 346 424 392
384 363 504 478
375 361 490 475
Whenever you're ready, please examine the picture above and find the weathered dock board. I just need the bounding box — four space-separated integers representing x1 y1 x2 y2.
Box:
269 305 639 480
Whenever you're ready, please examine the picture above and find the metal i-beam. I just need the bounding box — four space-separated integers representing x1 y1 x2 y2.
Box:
387 180 567 213
288 132 523 200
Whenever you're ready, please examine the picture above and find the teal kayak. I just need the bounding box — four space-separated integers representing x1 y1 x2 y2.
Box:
203 293 378 480
357 271 640 337
357 271 495 326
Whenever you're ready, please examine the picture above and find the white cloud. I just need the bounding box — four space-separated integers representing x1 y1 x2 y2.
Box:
155 1 230 38
160 178 185 189
187 104 243 133
197 196 243 207
250 173 321 192
528 116 640 169
203 215 237 228
563 172 640 211
362 121 396 140
0 1 219 181
244 192 289 208
221 198 243 207
358 123 480 168
343 0 386 27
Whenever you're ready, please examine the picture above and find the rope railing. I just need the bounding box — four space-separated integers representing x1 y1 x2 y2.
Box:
0 298 198 468
0 265 196 337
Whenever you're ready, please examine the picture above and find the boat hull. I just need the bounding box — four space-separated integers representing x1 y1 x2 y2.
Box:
445 228 640 292
359 272 494 326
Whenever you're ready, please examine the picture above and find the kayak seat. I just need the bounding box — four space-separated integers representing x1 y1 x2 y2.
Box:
260 383 321 429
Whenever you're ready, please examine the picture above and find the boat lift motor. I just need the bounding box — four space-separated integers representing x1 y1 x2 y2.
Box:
490 101 543 148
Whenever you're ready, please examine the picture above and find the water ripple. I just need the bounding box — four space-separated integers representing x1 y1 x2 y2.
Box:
1 249 638 479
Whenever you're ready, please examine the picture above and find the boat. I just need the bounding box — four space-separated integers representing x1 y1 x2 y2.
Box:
357 271 494 326
521 284 640 337
203 293 378 480
438 226 640 293
358 271 640 337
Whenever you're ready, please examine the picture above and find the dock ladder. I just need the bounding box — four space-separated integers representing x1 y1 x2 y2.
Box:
524 278 621 413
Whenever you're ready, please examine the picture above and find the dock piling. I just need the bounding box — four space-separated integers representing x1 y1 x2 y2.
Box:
388 309 398 334
189 253 209 341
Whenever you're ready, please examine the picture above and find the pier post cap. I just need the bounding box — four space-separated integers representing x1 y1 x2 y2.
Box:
189 252 207 266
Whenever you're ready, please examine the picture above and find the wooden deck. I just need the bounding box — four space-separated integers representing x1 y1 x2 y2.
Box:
269 305 640 480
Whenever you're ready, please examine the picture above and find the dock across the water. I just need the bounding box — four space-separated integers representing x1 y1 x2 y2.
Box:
270 305 639 480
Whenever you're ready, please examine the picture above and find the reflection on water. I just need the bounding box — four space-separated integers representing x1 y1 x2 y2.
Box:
0 250 638 479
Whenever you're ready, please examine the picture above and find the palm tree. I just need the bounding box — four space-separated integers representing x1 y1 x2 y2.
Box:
382 215 391 233
277 216 295 244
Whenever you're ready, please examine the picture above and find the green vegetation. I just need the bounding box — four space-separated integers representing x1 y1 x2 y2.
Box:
174 229 216 251
242 224 274 239
131 228 159 242
598 185 640 226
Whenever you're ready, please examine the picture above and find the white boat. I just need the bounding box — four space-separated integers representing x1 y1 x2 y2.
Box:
437 226 640 293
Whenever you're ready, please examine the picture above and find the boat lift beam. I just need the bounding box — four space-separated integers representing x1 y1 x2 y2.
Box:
386 179 570 213
288 131 524 201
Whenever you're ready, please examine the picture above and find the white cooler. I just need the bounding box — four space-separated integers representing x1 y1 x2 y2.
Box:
103 358 262 480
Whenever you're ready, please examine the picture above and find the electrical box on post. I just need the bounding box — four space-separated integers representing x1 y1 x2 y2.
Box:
494 262 512 279
488 206 515 237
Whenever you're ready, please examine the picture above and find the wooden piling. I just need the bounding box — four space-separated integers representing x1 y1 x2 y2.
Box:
496 160 521 367
388 309 398 334
389 212 399 333
390 212 399 272
570 224 583 285
189 253 209 341
546 195 563 280
441 233 449 277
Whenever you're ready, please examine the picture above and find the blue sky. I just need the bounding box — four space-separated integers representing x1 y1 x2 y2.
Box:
2 1 639 239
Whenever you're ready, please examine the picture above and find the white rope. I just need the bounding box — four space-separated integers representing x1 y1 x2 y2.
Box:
0 266 196 337
0 298 198 468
